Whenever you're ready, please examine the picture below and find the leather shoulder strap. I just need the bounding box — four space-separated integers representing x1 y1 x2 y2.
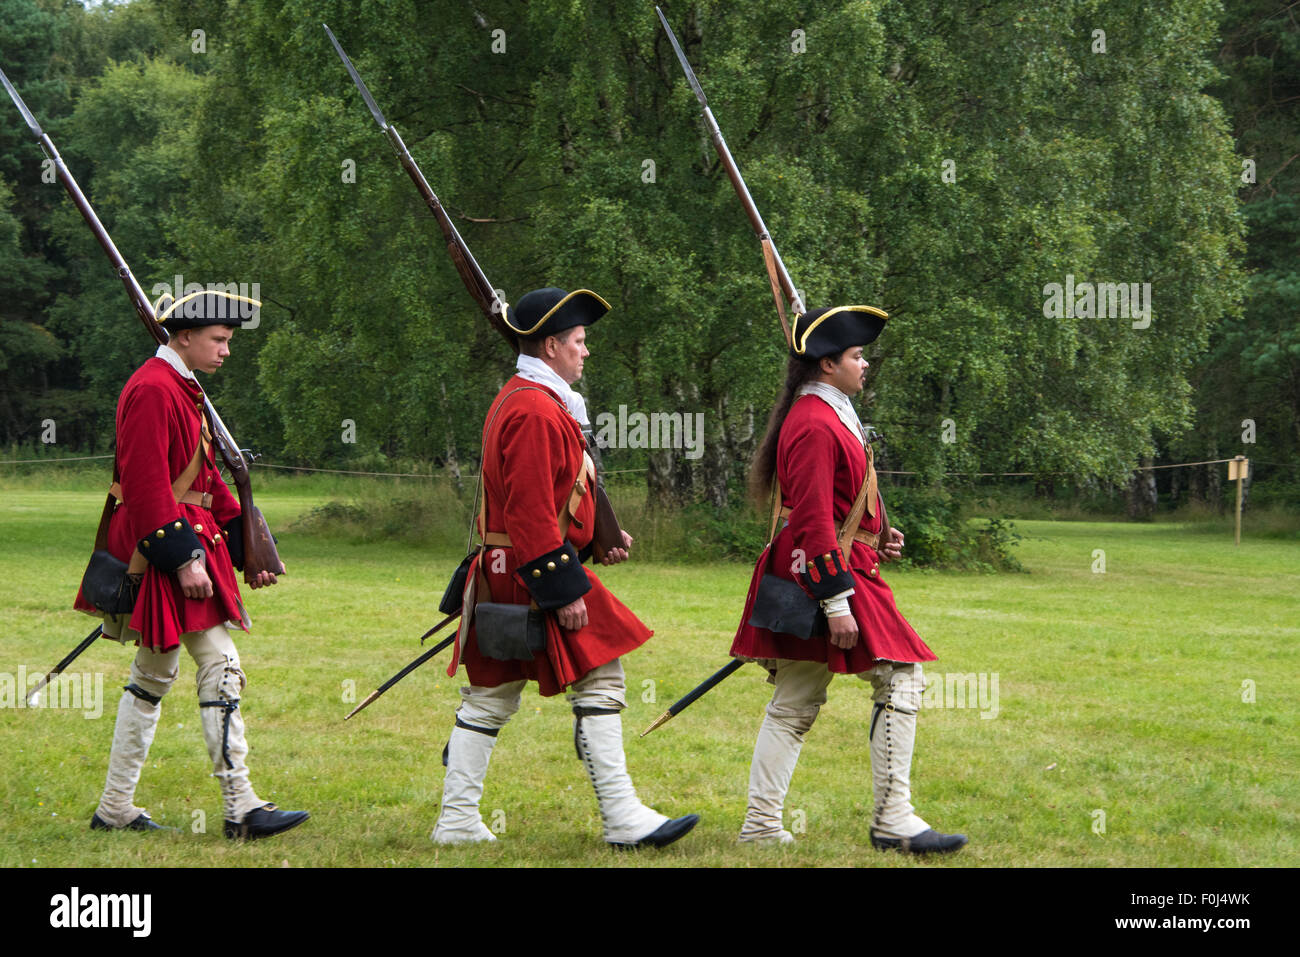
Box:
468 386 585 550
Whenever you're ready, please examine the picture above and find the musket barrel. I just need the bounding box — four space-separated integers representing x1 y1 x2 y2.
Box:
38 134 165 345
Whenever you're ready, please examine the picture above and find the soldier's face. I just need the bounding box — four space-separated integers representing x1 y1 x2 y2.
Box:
547 326 589 385
175 326 234 374
820 346 869 396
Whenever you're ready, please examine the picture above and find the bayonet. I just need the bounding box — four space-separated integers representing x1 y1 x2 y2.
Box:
656 6 805 339
323 24 515 349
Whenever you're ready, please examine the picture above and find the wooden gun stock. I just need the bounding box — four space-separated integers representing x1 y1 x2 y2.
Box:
591 485 625 561
239 503 285 582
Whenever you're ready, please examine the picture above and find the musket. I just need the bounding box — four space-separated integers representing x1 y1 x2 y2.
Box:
655 6 803 343
344 614 459 720
324 24 627 559
640 658 746 737
0 65 284 585
322 23 516 351
25 625 103 706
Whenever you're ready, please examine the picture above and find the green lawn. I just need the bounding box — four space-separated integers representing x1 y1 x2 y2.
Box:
1 479 1296 867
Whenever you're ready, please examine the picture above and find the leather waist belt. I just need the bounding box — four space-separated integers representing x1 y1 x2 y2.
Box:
777 507 882 551
483 532 513 547
109 483 213 510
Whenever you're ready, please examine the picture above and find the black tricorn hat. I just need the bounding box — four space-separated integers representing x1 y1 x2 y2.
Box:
789 305 889 360
504 287 610 340
154 290 261 330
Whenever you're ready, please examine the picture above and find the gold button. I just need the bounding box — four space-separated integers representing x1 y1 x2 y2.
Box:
546 561 556 571
531 569 542 578
213 532 221 542
143 541 150 548
823 552 833 562
560 554 570 564
173 521 182 530
869 566 878 578
195 524 204 533
156 530 165 538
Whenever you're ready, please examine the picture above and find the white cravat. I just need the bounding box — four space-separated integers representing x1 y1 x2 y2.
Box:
155 343 196 381
798 381 866 446
515 353 588 426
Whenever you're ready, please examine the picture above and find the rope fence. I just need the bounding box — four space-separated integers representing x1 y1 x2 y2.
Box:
2 454 1290 478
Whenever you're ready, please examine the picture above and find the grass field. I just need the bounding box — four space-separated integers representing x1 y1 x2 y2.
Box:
2 475 1296 868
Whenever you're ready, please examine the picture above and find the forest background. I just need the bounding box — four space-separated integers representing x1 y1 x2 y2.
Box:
2 0 1296 562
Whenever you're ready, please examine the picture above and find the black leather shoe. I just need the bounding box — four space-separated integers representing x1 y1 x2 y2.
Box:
870 828 967 854
609 814 700 850
90 811 172 832
224 803 310 841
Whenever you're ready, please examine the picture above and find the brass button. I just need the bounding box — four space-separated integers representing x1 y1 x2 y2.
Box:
173 521 182 530
531 569 542 578
869 566 879 578
546 561 556 571
156 530 165 538
213 532 221 542
143 541 150 548
194 524 204 533
560 554 570 564
823 552 833 562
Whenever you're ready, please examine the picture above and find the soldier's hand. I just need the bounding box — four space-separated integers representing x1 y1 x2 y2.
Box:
600 530 634 566
178 559 213 600
827 614 859 650
880 527 904 562
556 596 589 631
248 569 278 589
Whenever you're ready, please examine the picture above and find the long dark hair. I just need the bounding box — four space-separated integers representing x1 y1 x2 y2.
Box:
749 355 823 503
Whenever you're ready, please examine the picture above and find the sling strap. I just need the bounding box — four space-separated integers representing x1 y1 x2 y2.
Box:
93 413 213 575
471 386 594 550
455 386 596 654
767 431 883 562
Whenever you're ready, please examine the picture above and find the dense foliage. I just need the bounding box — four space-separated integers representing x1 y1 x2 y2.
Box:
2 0 1287 524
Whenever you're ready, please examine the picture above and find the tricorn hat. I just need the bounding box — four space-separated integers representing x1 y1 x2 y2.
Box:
154 290 261 331
504 287 610 340
789 305 889 360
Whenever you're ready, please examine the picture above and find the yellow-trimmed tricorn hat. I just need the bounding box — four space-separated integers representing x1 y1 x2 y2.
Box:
504 287 610 340
153 289 261 330
789 305 888 360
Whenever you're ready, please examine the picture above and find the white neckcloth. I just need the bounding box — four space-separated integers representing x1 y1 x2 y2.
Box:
799 381 866 446
515 353 588 425
155 343 197 381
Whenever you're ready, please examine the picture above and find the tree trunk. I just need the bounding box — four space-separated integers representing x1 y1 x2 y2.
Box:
1125 457 1157 520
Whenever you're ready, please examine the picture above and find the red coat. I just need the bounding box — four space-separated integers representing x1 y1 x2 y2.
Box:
731 393 936 671
447 376 652 696
74 356 246 651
